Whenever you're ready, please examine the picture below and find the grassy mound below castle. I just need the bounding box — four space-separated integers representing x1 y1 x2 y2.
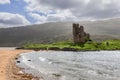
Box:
21 39 120 51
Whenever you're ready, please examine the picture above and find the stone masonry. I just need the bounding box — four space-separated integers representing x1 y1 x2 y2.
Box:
73 23 90 43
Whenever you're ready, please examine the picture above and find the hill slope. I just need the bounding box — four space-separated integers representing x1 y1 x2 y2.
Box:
0 18 120 46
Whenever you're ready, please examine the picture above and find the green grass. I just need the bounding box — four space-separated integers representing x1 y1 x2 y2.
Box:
22 39 120 51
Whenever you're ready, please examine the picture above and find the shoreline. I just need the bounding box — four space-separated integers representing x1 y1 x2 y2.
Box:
16 47 120 52
0 49 40 80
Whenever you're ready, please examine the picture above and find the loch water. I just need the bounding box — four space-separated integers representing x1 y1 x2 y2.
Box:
16 51 120 80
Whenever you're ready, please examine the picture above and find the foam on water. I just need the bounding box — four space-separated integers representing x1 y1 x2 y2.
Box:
39 57 47 62
16 51 120 80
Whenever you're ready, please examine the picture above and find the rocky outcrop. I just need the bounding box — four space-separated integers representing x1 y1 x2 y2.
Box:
73 23 90 43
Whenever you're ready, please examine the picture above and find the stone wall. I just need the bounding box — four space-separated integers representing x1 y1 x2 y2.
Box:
73 23 90 43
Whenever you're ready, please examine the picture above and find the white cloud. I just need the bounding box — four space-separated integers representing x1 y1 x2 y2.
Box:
24 0 120 23
0 0 10 4
29 13 47 23
29 10 77 23
46 10 77 22
0 12 30 27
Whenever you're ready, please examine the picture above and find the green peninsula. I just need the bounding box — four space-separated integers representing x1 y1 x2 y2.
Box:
22 39 120 51
21 24 120 51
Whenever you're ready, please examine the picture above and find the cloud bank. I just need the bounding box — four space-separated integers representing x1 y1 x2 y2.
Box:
1 0 120 27
0 12 30 27
24 0 120 23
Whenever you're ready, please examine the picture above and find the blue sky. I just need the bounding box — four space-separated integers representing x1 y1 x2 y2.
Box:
0 0 36 23
0 0 120 27
0 0 25 14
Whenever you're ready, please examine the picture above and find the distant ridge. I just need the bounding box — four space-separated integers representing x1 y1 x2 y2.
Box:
0 18 120 46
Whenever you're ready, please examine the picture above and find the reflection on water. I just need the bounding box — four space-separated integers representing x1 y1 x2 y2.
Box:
16 51 120 80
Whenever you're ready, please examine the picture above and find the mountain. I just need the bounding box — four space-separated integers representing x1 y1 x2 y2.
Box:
0 18 120 47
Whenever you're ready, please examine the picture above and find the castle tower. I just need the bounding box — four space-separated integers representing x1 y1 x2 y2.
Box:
73 23 90 44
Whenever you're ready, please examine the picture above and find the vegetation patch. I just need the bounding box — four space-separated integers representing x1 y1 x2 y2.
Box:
22 39 120 51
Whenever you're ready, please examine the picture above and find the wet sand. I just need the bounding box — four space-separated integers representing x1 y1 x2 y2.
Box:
0 49 39 80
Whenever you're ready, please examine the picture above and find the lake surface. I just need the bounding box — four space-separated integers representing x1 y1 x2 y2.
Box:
0 47 16 50
16 51 120 80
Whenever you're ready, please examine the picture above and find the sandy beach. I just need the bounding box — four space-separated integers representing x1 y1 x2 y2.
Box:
0 49 39 80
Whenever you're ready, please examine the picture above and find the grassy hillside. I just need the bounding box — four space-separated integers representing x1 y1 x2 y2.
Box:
0 18 120 46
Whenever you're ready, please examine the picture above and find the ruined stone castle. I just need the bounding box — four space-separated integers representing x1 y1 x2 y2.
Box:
73 23 90 43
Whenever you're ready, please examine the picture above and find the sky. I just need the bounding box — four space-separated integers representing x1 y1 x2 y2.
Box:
0 0 120 27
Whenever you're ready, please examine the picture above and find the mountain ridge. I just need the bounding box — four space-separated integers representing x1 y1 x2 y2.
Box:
0 18 120 46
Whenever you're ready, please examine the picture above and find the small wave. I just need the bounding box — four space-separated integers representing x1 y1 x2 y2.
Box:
39 57 47 62
21 56 28 62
